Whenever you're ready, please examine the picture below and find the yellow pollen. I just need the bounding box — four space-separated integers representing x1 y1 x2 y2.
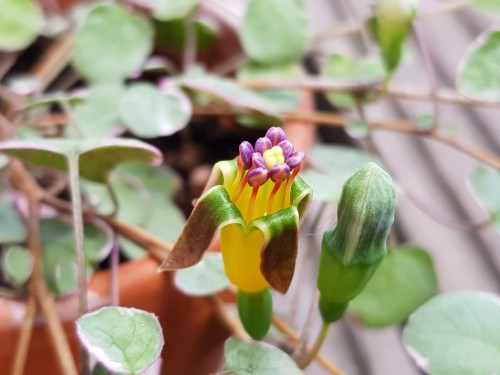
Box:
262 146 284 170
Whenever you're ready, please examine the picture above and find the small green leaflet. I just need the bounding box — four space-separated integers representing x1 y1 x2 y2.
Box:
1 246 33 287
470 165 500 231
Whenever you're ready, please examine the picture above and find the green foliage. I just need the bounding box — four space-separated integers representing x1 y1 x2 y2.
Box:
40 218 112 295
76 307 164 374
472 0 500 15
470 165 500 231
350 246 438 327
324 54 384 109
174 253 230 296
0 202 27 244
224 338 303 375
1 245 33 287
74 4 153 83
120 83 191 138
237 288 273 340
404 291 500 375
457 30 500 101
153 0 199 21
0 0 42 52
241 0 309 66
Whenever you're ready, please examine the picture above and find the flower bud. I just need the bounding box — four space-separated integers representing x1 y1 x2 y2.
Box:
277 140 294 159
248 167 269 187
375 0 418 25
317 163 396 323
239 141 254 169
286 151 305 169
265 127 286 146
269 163 290 183
255 137 272 154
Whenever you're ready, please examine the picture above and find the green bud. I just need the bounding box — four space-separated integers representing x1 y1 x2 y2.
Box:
373 0 418 73
317 163 396 323
237 288 272 340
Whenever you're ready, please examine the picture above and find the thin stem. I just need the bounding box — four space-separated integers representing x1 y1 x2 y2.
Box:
110 236 120 306
271 316 345 375
299 322 330 369
10 295 37 375
246 186 259 222
292 290 319 361
67 153 89 375
182 13 198 72
341 0 371 52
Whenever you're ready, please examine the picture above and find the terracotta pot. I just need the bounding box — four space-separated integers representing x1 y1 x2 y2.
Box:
0 258 230 375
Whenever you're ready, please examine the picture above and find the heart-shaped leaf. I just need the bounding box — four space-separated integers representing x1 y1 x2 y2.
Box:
404 291 500 375
224 338 302 375
241 0 308 66
470 165 500 231
74 4 153 83
1 245 33 287
457 30 500 101
0 0 43 52
120 82 192 138
300 145 376 203
350 246 438 327
174 253 230 296
76 307 164 374
0 139 162 183
41 218 113 295
0 202 27 244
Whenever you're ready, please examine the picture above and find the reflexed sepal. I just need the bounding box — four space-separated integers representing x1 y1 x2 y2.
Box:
250 207 299 294
237 288 273 340
159 185 244 271
317 163 396 311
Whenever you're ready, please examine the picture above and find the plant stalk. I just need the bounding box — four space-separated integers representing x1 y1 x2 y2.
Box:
67 153 89 375
298 322 330 369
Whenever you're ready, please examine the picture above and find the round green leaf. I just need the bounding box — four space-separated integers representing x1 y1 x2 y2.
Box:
74 4 153 83
300 145 376 203
154 0 199 21
1 245 33 287
224 338 302 375
470 165 500 231
0 202 27 244
41 218 113 295
76 307 164 374
174 253 229 296
350 247 438 327
457 30 500 101
70 83 125 138
241 0 308 65
0 0 42 52
120 83 191 138
404 291 500 375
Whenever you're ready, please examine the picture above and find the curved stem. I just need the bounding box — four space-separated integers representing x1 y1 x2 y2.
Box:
10 295 37 375
299 322 330 369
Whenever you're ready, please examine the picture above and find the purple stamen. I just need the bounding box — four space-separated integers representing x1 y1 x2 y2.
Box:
269 164 290 183
265 127 286 146
248 167 269 187
251 153 267 170
285 151 305 169
255 137 272 154
239 141 254 170
277 140 294 159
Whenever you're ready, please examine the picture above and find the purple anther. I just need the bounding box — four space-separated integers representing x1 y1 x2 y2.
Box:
285 151 305 169
269 164 290 183
239 141 254 169
277 140 294 159
265 127 286 145
251 153 267 170
248 168 269 187
255 137 272 154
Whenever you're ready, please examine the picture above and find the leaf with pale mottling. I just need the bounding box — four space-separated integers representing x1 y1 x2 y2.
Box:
77 307 164 374
2 246 33 287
